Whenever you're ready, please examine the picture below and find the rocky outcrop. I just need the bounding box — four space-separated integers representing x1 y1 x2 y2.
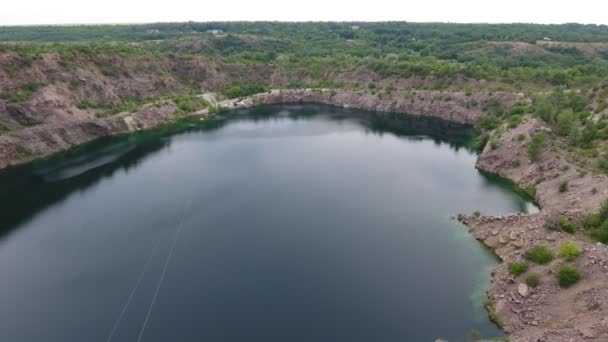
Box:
0 102 179 169
251 88 522 125
0 88 524 169
463 117 608 341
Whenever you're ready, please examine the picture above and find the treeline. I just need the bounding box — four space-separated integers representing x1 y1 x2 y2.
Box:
2 22 608 43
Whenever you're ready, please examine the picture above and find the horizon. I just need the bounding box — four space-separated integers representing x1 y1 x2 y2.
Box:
2 20 608 28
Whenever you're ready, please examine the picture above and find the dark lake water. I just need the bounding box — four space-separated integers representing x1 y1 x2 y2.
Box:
0 104 537 342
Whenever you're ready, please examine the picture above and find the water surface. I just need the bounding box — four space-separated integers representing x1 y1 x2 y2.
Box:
0 104 535 342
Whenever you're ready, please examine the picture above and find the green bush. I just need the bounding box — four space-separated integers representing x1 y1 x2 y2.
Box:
528 132 546 162
526 273 541 288
0 82 39 103
556 265 581 287
559 241 581 261
559 181 569 193
172 95 209 113
559 216 576 233
525 245 554 264
220 83 270 99
509 261 529 276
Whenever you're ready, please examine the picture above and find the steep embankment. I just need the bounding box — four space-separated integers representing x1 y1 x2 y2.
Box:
0 50 523 169
0 88 521 168
463 119 608 341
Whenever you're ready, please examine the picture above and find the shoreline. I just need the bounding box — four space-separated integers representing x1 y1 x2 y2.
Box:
0 88 522 170
2 89 608 340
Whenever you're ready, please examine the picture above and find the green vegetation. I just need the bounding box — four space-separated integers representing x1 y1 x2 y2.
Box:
559 216 576 234
556 265 581 287
559 181 569 193
171 95 209 113
582 200 608 243
528 132 547 162
526 273 541 288
509 261 529 276
559 241 581 261
220 83 270 99
0 83 39 103
525 245 554 264
79 98 152 118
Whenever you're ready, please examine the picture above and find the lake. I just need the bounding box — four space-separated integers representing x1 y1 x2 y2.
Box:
0 104 536 342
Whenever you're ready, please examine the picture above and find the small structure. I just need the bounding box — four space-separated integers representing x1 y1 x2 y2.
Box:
543 37 552 41
206 29 224 35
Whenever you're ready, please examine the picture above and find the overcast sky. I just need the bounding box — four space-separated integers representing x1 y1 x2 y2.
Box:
2 0 608 26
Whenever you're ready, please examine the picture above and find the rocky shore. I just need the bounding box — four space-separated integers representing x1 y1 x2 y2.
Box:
462 119 608 341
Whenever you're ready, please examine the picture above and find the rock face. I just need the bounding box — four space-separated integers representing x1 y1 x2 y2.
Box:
462 117 608 341
252 88 522 125
0 88 523 169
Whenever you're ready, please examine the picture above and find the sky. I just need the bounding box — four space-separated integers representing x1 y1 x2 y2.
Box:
2 0 608 26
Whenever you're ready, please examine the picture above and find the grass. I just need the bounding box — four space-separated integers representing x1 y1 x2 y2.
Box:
559 241 581 261
525 245 554 265
582 199 608 243
220 82 270 99
77 97 159 118
559 181 569 193
509 261 529 276
557 265 581 287
559 216 576 234
0 82 39 103
171 95 209 113
526 273 541 287
528 132 546 162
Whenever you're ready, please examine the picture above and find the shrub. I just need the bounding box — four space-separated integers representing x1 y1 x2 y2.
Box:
559 241 581 261
559 216 576 234
473 210 481 217
559 181 569 193
528 132 546 162
557 265 581 287
475 132 489 152
0 82 39 103
490 136 499 150
525 245 554 264
220 83 270 99
172 95 209 113
509 261 529 276
526 273 540 288
517 133 526 141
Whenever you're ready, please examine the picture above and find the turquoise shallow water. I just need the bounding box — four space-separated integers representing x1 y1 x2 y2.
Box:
0 104 535 342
